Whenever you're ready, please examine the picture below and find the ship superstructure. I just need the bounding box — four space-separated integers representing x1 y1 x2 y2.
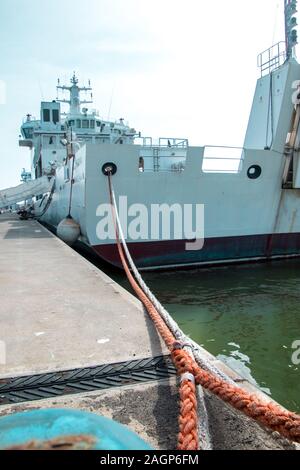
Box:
19 72 138 181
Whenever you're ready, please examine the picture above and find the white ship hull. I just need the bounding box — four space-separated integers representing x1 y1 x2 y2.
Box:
38 140 300 269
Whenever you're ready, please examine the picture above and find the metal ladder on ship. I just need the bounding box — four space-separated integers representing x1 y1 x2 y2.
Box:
282 101 300 188
153 147 160 172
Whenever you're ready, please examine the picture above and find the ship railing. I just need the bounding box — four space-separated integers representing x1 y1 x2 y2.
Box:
158 138 189 148
139 140 187 172
202 145 244 174
22 116 39 124
135 137 189 148
138 144 244 173
257 42 286 77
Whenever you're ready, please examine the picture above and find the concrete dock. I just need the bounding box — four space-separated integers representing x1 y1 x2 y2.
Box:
0 214 167 378
0 214 298 450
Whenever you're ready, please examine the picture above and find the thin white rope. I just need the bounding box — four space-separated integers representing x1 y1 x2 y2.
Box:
110 179 235 386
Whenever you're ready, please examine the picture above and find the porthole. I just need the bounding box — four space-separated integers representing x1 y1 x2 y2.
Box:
102 162 117 176
247 165 262 180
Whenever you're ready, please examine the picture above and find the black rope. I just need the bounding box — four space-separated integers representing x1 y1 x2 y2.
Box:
34 182 55 220
67 154 76 217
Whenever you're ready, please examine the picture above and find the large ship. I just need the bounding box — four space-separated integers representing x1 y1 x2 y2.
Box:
2 1 300 270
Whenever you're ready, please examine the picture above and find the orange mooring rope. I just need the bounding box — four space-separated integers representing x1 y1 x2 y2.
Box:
107 173 300 450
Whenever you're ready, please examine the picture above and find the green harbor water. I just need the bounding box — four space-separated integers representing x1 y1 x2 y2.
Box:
85 251 300 413
137 260 300 413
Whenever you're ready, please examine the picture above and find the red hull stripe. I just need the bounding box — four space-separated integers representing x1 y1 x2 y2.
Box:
91 233 300 269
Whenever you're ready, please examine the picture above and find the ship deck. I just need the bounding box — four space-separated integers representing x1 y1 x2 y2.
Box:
0 213 297 450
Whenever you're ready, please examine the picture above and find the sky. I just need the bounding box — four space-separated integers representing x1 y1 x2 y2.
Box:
0 0 295 188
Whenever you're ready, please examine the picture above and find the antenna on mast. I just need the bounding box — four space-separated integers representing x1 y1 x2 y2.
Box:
107 86 115 121
56 73 93 114
284 0 298 59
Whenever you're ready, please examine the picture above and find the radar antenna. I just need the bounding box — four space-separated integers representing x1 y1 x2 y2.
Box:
56 72 93 114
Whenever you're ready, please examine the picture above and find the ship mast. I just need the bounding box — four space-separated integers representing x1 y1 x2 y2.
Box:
284 0 298 60
56 72 93 114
